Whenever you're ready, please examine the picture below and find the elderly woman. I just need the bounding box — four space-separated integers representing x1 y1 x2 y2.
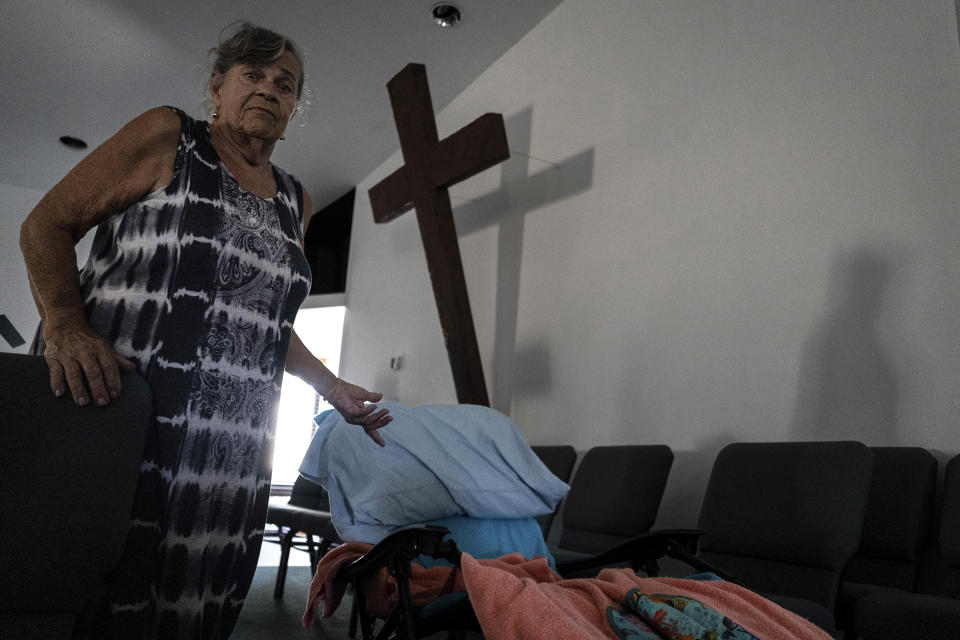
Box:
19 22 390 639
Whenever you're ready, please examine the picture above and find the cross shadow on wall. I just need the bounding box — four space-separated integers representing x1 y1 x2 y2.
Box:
789 245 901 444
451 106 594 415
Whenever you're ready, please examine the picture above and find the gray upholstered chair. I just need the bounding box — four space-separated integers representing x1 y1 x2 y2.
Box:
552 445 674 562
835 446 938 632
855 453 960 640
0 352 151 640
530 444 577 538
696 441 874 633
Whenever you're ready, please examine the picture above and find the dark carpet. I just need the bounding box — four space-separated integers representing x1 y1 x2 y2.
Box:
232 565 350 640
233 564 475 640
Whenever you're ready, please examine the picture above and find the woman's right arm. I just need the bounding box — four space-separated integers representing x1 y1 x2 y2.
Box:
20 107 181 406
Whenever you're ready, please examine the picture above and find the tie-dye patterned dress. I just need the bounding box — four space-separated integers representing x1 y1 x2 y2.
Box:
50 107 311 639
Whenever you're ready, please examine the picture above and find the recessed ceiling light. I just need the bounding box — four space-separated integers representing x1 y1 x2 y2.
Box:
59 135 88 150
431 3 462 28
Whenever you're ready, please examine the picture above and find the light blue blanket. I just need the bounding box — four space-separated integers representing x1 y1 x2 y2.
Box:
298 402 569 544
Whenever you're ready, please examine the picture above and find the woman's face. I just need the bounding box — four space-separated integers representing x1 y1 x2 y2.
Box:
211 49 301 142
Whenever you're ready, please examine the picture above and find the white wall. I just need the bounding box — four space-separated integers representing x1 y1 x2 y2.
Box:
1 182 46 352
342 0 960 529
0 182 93 353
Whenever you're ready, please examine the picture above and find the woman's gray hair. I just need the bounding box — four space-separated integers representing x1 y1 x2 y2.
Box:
209 21 305 99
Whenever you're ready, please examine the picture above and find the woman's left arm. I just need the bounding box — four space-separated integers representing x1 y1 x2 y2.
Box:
285 188 391 445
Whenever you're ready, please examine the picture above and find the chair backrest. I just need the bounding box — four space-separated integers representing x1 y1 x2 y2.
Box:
0 353 152 628
531 445 577 538
941 454 960 558
842 447 937 590
697 441 874 611
936 454 960 596
531 445 577 484
558 445 674 554
289 474 330 511
913 453 960 599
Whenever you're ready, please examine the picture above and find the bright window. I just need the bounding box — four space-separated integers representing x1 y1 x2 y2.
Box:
272 305 346 486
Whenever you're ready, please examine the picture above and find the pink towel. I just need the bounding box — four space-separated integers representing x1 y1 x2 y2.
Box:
305 546 831 640
460 553 833 640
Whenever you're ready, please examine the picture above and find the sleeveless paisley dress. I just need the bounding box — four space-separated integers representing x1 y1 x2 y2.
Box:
59 107 311 638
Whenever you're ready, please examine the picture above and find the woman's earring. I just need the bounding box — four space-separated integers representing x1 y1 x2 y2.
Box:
211 111 218 119
280 133 286 140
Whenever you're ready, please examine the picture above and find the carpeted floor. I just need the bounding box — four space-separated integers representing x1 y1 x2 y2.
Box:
232 563 474 640
232 565 351 640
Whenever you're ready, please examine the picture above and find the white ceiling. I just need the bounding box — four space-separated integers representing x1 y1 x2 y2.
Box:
2 0 563 208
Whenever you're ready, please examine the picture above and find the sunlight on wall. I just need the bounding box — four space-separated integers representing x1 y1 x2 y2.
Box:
272 306 345 485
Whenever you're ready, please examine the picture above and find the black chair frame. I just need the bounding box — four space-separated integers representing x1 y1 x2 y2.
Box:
332 525 716 640
263 476 341 598
262 525 337 597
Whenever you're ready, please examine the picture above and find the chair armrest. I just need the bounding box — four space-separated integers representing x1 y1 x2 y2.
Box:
556 528 707 577
337 525 460 582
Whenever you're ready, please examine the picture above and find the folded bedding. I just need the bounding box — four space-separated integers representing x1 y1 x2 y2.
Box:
298 401 569 543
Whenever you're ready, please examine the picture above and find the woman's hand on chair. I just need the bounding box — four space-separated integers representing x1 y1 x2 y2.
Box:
42 320 136 407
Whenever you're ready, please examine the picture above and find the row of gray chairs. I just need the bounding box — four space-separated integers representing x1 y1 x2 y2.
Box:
537 441 874 635
330 440 872 639
540 443 960 639
848 451 960 640
273 439 958 638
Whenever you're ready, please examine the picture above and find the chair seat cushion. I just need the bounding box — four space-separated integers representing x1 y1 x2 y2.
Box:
698 549 841 609
836 581 910 632
855 592 960 640
841 580 909 603
266 504 337 538
760 593 836 636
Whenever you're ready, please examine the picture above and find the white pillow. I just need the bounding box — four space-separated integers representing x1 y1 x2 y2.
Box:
298 402 569 543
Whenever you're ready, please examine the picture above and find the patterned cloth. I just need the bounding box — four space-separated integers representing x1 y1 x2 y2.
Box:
37 107 311 639
609 588 762 640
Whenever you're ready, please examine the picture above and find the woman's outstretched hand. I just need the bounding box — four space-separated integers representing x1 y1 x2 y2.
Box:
42 322 136 406
325 378 392 447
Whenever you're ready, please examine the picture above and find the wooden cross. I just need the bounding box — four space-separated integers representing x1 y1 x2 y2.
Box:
369 63 510 406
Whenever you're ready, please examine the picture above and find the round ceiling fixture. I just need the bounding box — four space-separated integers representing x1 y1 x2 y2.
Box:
431 3 462 28
59 135 88 150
